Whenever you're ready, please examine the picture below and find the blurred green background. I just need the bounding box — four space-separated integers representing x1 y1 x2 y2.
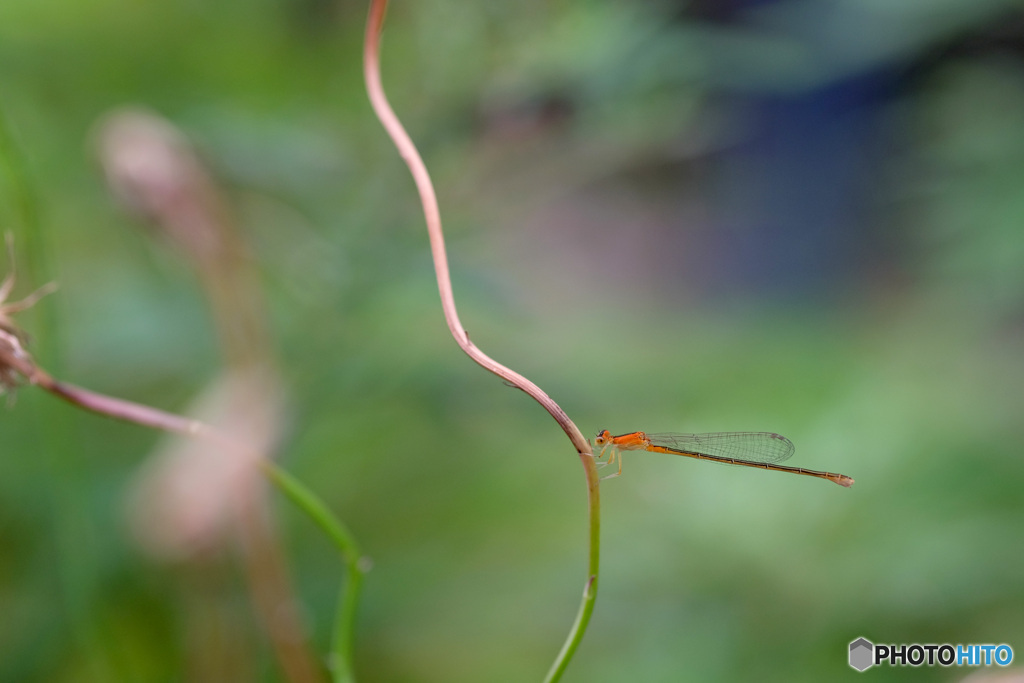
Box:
3 0 1024 681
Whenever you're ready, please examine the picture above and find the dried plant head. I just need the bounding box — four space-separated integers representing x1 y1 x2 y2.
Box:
125 368 284 561
0 233 56 398
0 328 24 397
93 108 235 268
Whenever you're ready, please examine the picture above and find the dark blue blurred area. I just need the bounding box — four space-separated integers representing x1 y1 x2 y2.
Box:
678 0 1014 298
704 71 891 296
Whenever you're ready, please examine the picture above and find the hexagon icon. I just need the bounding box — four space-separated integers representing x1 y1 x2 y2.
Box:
849 637 874 671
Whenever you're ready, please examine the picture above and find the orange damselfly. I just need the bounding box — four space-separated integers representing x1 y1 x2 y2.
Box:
593 429 854 487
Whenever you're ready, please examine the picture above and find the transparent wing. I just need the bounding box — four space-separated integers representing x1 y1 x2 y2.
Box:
645 432 794 464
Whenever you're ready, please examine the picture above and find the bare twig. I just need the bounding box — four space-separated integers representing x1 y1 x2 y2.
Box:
363 3 601 680
363 2 588 451
1 312 366 682
94 109 325 683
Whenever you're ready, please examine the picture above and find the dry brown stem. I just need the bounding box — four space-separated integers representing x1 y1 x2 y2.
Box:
362 3 602 680
94 110 322 683
362 0 589 455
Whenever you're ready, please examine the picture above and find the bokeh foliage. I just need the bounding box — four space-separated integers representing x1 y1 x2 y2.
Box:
3 0 1024 681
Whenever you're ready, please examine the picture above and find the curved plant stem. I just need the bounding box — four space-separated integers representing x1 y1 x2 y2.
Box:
544 452 600 683
3 100 359 681
261 462 367 683
7 353 363 682
362 1 585 446
363 2 600 679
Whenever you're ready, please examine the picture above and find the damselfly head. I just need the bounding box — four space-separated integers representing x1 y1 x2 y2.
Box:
594 429 611 446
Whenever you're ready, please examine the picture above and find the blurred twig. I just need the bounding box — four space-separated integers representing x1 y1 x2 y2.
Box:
0 103 110 680
0 293 364 682
363 2 601 680
94 109 322 682
94 108 368 683
0 102 368 681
